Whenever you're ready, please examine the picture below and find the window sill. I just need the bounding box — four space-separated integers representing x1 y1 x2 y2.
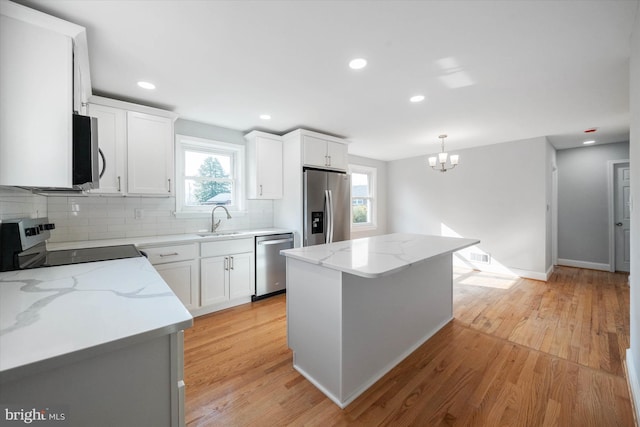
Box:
174 210 248 219
351 224 377 232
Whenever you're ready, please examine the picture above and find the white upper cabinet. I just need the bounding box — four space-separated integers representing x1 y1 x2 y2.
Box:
245 131 283 199
87 96 177 196
301 132 349 172
325 139 349 171
0 2 87 188
127 111 174 195
87 103 127 194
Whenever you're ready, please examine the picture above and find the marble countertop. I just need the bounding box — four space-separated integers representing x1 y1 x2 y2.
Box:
280 233 480 278
0 257 193 382
47 228 293 250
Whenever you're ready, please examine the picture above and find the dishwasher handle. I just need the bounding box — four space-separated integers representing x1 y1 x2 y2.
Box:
257 238 294 246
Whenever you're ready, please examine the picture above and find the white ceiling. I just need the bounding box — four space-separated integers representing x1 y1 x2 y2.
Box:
17 0 639 160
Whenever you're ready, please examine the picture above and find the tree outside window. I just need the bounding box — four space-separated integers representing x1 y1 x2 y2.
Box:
176 134 244 214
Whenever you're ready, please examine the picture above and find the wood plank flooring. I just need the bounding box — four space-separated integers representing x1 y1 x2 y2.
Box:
184 266 634 426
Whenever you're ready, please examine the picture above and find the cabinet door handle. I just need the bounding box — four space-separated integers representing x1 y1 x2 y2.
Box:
159 252 179 257
168 178 171 193
117 176 121 192
328 155 332 166
325 155 329 166
224 257 229 271
230 256 234 270
259 184 263 196
98 148 106 178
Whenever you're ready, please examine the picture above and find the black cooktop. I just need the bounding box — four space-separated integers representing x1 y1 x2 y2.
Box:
43 245 143 267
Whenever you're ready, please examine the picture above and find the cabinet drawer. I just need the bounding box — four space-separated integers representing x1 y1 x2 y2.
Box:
142 243 198 265
201 238 253 258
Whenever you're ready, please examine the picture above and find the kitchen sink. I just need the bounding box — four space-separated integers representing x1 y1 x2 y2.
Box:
197 231 242 237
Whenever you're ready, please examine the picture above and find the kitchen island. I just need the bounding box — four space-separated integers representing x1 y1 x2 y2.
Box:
281 233 479 408
0 257 193 426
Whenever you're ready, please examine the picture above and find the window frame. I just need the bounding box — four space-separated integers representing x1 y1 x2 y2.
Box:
175 134 245 216
349 164 377 231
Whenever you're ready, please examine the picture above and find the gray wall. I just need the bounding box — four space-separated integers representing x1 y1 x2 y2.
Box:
556 141 629 266
175 119 245 145
387 136 551 280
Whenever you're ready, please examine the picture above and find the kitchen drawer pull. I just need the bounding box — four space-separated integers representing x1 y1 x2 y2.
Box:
117 176 121 192
159 252 179 257
257 238 294 246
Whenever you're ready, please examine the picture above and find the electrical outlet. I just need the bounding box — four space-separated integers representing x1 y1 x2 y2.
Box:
134 208 144 219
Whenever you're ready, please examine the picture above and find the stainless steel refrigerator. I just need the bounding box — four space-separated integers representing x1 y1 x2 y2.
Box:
303 168 351 246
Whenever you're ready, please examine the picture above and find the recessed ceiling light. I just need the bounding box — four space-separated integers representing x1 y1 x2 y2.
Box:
349 58 367 70
137 81 156 90
410 95 425 103
259 114 271 120
583 140 596 145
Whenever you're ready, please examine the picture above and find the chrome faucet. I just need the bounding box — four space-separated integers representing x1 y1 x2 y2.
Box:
211 205 232 232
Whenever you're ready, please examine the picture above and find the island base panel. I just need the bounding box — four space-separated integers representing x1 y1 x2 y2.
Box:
287 254 454 408
0 333 184 427
287 259 343 399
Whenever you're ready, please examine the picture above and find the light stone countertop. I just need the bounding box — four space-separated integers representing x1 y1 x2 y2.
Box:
0 257 193 382
280 233 480 278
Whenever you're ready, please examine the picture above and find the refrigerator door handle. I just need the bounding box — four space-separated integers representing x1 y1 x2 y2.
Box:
328 189 334 243
324 190 331 244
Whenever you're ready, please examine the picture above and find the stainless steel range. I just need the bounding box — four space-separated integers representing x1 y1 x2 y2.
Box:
0 217 142 271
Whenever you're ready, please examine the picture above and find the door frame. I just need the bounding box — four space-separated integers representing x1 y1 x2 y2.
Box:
608 159 630 272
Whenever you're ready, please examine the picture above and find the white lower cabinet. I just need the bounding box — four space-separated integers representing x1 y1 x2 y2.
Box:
200 238 254 311
155 260 199 310
144 238 256 316
200 256 228 306
142 243 199 310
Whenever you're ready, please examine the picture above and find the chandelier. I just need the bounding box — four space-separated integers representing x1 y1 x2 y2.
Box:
428 134 459 172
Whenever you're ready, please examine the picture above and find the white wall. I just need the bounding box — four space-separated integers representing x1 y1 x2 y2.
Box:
0 186 47 221
387 136 551 280
348 154 387 239
627 3 640 415
556 142 630 268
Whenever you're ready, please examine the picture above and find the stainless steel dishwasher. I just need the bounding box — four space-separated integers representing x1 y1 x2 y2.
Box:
253 233 294 300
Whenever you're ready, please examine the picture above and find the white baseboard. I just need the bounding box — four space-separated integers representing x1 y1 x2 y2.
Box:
557 258 610 272
626 349 640 424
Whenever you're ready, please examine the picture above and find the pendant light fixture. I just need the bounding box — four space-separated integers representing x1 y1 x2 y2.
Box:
428 134 459 172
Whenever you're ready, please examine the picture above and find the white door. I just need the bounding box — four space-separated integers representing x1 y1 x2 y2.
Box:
302 135 329 168
155 260 199 310
87 104 126 194
326 141 348 171
229 252 254 299
201 256 229 306
256 136 283 198
614 163 631 272
127 111 173 195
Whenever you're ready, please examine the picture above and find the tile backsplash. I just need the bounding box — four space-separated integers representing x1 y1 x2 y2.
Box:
46 196 274 243
0 187 47 220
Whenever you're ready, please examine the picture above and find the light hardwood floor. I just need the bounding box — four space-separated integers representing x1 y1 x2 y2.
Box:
184 266 634 426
